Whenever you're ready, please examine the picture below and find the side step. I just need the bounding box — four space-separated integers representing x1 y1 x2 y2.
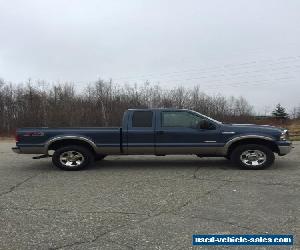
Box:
32 154 51 159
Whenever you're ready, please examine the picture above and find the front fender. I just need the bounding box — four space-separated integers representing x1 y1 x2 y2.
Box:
222 135 275 155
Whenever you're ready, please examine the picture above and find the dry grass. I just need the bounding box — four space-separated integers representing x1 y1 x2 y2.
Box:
286 122 300 141
0 137 14 142
254 118 300 141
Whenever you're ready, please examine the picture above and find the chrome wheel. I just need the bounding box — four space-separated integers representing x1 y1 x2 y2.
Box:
240 150 266 167
59 151 85 167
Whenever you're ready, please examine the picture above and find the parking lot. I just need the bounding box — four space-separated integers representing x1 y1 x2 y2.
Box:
0 140 299 250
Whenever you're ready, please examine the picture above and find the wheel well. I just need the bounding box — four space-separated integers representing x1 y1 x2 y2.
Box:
48 139 96 154
227 138 279 156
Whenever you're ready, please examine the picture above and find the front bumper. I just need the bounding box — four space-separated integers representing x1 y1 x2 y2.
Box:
278 142 293 156
12 147 21 154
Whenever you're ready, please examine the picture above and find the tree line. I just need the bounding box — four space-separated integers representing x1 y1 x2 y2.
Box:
0 78 257 136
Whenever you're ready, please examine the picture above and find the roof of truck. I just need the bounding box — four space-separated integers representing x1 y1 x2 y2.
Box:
126 109 222 124
127 108 190 111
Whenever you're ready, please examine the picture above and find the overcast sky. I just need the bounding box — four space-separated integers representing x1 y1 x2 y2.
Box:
0 0 299 114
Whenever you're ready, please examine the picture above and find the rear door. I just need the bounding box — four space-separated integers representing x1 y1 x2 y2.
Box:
155 110 221 154
126 110 155 154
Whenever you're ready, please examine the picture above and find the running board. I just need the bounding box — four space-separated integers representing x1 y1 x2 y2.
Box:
32 154 51 159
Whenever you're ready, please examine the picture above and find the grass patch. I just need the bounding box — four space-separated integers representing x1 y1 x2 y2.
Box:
286 121 300 141
290 136 300 141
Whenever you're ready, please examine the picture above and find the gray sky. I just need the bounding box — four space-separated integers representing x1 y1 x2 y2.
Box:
0 0 299 114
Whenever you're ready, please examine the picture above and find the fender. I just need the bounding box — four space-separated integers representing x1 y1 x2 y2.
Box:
222 135 275 155
45 135 98 152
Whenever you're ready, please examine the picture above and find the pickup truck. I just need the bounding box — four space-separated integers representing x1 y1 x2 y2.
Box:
12 109 292 170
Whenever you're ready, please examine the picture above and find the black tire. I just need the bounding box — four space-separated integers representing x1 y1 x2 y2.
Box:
95 154 107 161
52 145 94 171
231 144 275 170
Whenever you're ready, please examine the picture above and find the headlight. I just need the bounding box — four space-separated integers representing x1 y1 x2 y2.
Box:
280 130 289 141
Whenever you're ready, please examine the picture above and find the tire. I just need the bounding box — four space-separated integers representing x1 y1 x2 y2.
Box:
95 154 107 161
231 144 275 170
52 145 94 171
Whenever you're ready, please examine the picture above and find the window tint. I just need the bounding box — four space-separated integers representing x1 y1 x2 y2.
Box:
161 111 204 128
132 111 153 127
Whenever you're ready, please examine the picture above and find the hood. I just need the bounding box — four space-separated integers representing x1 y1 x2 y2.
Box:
221 123 284 134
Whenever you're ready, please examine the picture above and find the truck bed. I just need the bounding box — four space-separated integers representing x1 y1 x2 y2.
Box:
16 127 122 154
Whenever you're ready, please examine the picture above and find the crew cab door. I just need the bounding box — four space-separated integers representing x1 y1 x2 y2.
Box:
125 110 155 154
155 110 221 155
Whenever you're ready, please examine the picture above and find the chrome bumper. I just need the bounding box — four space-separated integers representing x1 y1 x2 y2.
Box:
278 144 293 156
12 147 21 154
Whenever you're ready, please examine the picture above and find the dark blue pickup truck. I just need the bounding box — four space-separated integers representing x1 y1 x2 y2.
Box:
12 109 292 170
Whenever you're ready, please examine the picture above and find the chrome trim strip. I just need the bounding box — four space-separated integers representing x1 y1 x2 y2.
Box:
204 141 217 143
222 131 236 134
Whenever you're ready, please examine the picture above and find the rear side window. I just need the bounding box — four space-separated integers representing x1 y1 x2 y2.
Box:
132 111 153 127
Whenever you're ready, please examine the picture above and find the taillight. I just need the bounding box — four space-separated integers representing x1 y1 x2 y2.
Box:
15 134 20 142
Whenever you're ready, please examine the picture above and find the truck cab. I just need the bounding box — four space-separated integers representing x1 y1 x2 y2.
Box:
122 109 221 155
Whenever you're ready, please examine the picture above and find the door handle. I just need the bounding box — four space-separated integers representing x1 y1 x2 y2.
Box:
156 131 164 135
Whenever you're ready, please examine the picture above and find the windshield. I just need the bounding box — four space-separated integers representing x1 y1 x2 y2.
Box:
190 110 222 125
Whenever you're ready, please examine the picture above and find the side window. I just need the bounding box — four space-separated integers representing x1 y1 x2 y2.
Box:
161 111 203 128
132 111 153 127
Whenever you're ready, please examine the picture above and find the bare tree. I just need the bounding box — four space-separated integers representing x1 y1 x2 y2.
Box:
0 78 255 136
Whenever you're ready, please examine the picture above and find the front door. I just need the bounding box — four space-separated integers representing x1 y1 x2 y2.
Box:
155 110 221 155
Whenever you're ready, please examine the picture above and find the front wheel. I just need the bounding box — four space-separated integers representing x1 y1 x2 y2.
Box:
231 144 275 170
52 145 94 171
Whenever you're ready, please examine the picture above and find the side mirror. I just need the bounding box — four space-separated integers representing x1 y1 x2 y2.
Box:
199 120 215 130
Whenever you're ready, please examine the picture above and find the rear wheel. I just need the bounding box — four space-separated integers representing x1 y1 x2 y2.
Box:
231 144 275 170
52 145 94 171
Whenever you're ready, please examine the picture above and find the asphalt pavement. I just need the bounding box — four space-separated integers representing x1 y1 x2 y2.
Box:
0 140 299 250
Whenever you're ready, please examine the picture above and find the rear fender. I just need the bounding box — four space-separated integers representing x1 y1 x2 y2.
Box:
46 136 97 153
